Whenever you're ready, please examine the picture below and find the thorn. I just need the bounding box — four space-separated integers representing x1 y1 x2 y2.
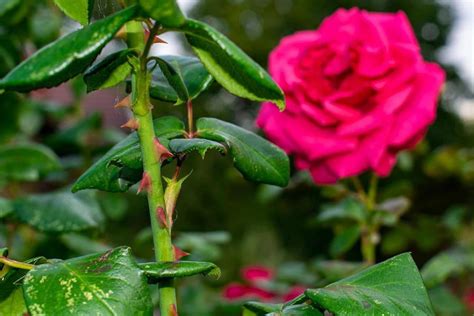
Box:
153 138 174 162
170 304 178 316
173 245 190 261
114 95 131 109
145 30 168 44
156 207 168 228
120 118 139 130
137 172 151 194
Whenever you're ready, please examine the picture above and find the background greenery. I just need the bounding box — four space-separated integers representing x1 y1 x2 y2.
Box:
0 0 473 315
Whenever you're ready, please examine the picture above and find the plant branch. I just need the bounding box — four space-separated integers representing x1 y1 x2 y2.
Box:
0 256 34 270
186 100 194 137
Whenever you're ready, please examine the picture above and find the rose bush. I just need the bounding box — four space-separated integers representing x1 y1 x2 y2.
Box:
257 8 445 184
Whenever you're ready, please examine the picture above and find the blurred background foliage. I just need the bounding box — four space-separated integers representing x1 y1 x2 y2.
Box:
0 0 473 315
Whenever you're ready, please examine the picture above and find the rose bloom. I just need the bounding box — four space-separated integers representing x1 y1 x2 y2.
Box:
257 8 445 184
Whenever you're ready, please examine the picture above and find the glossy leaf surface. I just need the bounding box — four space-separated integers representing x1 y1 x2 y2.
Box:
84 49 137 92
0 6 138 92
149 55 213 104
139 261 220 283
169 138 226 158
13 191 104 233
138 0 185 27
305 253 434 315
180 19 285 109
72 116 185 192
0 144 60 182
196 118 289 187
53 0 94 26
23 247 152 315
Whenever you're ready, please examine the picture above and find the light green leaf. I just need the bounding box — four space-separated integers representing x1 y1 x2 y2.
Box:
196 118 289 187
139 261 220 283
84 49 137 92
0 5 138 92
0 143 60 182
0 197 13 218
54 0 95 26
138 0 185 27
0 288 27 316
317 197 366 224
169 138 226 158
22 247 152 315
329 226 360 257
244 302 282 314
180 19 285 109
149 55 213 104
305 253 434 315
13 191 105 233
72 116 185 192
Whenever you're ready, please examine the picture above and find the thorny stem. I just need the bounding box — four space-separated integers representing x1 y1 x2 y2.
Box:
127 21 177 315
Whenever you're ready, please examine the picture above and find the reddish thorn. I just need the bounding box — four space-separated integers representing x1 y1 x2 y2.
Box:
144 30 168 44
114 96 131 109
170 304 178 316
156 207 168 228
153 138 174 161
173 245 190 260
120 118 139 130
137 172 151 194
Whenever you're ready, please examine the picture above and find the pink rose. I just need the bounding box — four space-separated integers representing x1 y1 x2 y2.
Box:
222 283 275 301
241 266 274 282
257 8 445 184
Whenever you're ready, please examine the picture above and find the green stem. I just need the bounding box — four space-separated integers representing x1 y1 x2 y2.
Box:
359 174 379 265
127 21 177 316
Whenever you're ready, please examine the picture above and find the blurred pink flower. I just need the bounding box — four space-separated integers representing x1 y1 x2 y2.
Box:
222 283 275 301
242 266 274 282
257 8 445 184
283 286 306 301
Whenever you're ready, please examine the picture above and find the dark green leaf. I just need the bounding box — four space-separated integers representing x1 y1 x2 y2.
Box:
149 55 213 104
13 191 105 233
54 0 94 26
0 0 20 19
329 226 360 257
0 6 138 92
196 118 289 187
305 253 434 315
0 143 60 182
22 247 152 315
269 304 323 316
139 261 220 283
180 19 285 109
0 197 13 218
138 0 185 27
72 116 185 192
169 138 226 158
29 6 62 48
84 49 137 92
244 302 282 314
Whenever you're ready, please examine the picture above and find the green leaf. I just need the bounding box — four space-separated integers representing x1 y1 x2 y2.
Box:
138 0 185 27
269 304 324 316
196 118 289 187
312 260 366 283
149 55 213 104
329 226 360 257
13 191 105 233
305 253 434 315
0 197 13 218
0 0 20 19
421 246 474 288
169 138 226 158
244 302 283 314
72 116 185 192
428 286 467 316
0 288 27 316
60 234 110 255
138 261 220 283
180 19 285 109
84 49 137 92
54 0 94 26
317 197 366 224
0 143 60 182
22 247 152 315
0 5 138 92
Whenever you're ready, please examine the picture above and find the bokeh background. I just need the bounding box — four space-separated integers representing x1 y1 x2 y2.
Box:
0 0 473 315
